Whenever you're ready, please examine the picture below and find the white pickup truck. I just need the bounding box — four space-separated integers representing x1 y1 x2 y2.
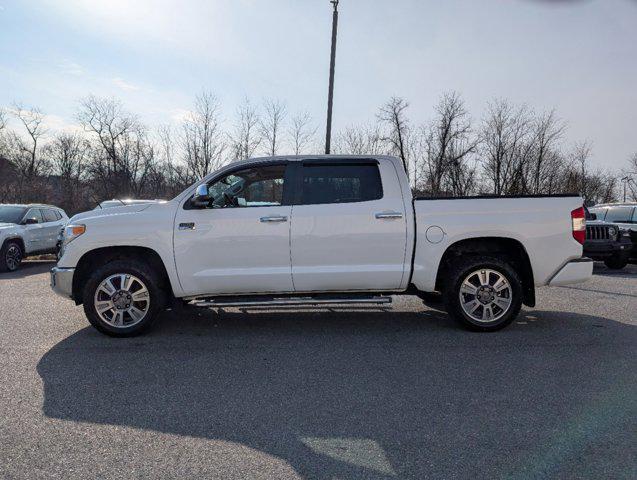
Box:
51 155 592 336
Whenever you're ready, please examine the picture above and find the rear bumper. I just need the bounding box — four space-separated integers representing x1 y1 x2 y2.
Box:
50 267 74 300
548 258 593 286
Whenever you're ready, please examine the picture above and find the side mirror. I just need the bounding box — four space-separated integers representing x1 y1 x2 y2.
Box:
192 184 211 207
23 218 38 225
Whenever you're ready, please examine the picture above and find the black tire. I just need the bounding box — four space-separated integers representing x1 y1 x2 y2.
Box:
442 255 523 332
603 256 628 270
82 259 165 337
0 240 23 272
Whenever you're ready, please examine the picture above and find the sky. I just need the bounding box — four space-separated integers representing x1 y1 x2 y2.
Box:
0 0 636 170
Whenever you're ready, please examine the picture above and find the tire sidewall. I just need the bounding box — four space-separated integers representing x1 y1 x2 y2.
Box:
444 256 523 332
83 260 164 337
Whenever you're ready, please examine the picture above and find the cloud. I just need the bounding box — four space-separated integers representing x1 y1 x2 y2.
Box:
59 60 84 76
112 77 140 91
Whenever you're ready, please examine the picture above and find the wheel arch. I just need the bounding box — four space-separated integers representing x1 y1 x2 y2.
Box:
435 236 536 307
2 236 26 255
72 246 174 305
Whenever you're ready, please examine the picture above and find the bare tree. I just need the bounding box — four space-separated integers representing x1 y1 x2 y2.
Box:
77 96 159 199
181 91 226 181
11 103 49 179
527 110 566 194
0 107 7 138
230 98 261 160
288 111 317 155
0 107 8 158
378 97 410 177
77 96 139 198
259 99 286 156
622 152 637 201
419 92 479 196
481 99 532 195
334 124 384 155
43 132 89 211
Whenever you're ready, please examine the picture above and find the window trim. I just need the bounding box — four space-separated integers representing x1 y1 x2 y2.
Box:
291 159 384 206
183 161 293 210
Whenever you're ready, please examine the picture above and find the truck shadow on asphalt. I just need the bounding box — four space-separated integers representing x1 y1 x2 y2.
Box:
37 308 637 479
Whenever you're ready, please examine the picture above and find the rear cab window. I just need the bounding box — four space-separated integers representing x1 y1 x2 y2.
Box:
299 163 383 205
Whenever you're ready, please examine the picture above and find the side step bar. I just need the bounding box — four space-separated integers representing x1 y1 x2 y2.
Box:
191 294 392 308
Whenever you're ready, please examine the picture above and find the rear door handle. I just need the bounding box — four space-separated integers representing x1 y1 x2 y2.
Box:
260 215 288 223
375 211 403 219
178 222 196 230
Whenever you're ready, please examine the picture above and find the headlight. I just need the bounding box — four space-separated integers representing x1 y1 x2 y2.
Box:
608 226 617 238
62 224 86 246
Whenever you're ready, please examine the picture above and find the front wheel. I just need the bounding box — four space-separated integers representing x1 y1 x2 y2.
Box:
82 259 165 337
443 256 523 332
0 240 23 272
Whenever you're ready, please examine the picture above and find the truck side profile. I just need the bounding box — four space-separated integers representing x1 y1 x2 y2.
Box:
51 155 592 336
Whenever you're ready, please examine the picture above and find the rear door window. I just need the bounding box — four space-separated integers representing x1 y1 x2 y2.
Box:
299 163 383 205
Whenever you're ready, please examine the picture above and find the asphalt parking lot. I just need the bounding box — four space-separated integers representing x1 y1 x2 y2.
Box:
0 262 636 480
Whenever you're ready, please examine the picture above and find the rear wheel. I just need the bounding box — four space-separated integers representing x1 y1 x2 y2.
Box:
442 255 523 332
603 256 628 270
82 259 165 337
0 241 23 272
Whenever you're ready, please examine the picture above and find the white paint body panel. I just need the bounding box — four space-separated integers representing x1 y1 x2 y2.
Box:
290 159 410 292
411 195 586 292
173 205 294 296
55 155 590 303
548 260 593 286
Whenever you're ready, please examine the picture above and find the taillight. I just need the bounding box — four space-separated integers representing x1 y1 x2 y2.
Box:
571 206 586 244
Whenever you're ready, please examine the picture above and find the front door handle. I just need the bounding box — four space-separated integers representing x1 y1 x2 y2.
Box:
260 215 288 223
375 211 403 219
178 222 196 230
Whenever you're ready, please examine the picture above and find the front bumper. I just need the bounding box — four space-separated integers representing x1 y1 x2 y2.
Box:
548 258 593 286
50 267 75 299
583 239 632 259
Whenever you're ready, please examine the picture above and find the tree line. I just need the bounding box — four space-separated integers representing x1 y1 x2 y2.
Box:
0 91 632 215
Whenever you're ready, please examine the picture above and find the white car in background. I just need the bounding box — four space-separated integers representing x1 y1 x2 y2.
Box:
0 204 69 272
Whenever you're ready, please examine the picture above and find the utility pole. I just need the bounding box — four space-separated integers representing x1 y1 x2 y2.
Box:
324 0 339 154
622 176 629 202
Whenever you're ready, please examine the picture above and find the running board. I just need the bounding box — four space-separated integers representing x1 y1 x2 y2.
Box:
191 294 392 308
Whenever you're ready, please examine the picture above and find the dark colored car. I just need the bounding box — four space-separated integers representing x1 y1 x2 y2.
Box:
584 210 633 269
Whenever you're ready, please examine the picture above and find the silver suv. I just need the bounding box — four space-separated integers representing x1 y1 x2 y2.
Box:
0 204 69 272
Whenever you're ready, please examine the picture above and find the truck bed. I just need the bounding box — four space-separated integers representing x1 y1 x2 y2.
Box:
410 194 585 292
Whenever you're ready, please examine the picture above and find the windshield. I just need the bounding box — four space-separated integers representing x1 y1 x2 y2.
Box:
588 208 606 221
0 206 27 224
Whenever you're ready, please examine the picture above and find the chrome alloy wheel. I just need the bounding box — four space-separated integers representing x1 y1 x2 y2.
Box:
458 269 513 323
93 273 150 328
5 244 22 271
